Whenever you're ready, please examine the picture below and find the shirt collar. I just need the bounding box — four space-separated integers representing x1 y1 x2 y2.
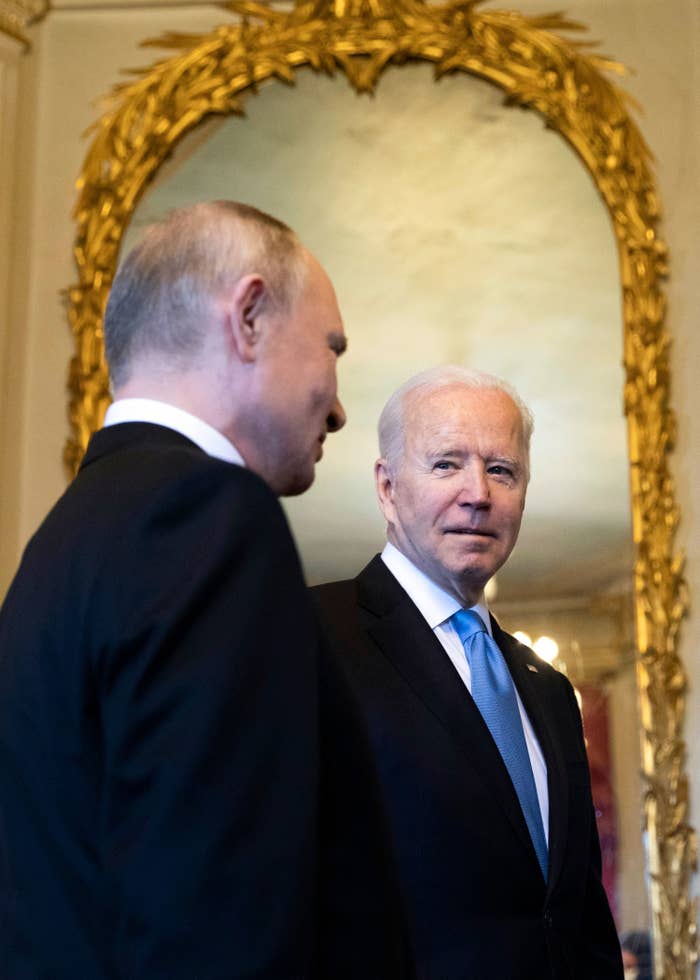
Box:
381 541 492 636
103 398 245 467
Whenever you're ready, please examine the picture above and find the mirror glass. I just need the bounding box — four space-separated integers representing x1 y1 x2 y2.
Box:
123 62 650 957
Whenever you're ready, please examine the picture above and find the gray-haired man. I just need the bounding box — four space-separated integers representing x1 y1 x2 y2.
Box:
0 202 410 978
313 365 623 979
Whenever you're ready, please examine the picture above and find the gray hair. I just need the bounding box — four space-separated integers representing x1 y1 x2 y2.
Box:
104 201 308 388
378 364 534 478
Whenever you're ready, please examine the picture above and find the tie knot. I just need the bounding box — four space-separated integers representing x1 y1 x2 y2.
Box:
450 608 488 644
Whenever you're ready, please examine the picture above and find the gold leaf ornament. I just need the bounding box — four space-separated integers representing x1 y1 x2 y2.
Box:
66 2 697 974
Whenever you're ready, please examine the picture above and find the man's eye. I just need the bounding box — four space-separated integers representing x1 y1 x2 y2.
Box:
433 460 455 471
488 465 514 477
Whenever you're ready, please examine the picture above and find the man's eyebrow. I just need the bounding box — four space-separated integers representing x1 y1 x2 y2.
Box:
486 454 521 467
428 448 462 459
328 332 347 355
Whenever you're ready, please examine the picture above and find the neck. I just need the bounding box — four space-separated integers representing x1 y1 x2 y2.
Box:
385 536 486 608
452 585 487 609
113 370 235 442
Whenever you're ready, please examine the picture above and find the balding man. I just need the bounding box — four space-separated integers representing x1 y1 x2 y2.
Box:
0 202 405 979
313 366 623 979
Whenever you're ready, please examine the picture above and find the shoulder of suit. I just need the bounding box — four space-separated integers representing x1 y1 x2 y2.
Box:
310 579 368 640
70 434 289 559
310 578 358 607
84 429 276 503
161 456 286 534
83 423 270 490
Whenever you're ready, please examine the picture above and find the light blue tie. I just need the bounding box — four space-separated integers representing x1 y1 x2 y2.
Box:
451 608 548 879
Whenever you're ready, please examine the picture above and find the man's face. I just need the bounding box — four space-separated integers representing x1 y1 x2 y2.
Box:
255 257 347 496
376 384 528 605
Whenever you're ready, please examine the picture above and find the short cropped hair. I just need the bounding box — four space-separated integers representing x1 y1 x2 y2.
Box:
378 365 534 479
104 201 308 388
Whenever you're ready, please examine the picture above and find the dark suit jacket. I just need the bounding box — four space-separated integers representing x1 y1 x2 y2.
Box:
0 425 412 979
312 555 624 980
315 625 414 980
0 423 321 979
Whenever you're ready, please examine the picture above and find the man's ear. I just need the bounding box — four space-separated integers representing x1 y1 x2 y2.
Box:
375 458 396 524
225 274 268 363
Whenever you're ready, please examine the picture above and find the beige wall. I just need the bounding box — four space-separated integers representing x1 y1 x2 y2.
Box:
0 31 28 597
609 0 700 916
1 0 698 948
0 2 224 596
651 5 700 916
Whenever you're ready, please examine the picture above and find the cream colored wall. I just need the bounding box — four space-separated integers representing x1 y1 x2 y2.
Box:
0 2 225 596
0 24 48 594
606 0 700 917
667 11 700 918
1 0 698 940
524 0 700 927
0 32 28 597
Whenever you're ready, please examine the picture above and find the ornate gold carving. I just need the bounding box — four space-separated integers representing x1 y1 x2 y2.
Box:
0 0 48 47
67 1 696 973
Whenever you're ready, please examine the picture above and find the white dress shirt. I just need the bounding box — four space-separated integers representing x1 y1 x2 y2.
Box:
381 542 549 842
104 398 246 467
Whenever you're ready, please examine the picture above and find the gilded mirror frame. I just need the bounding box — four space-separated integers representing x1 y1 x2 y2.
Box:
65 0 697 973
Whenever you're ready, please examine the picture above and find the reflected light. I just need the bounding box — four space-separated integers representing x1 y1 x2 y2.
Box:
513 630 532 647
533 635 559 664
484 576 498 602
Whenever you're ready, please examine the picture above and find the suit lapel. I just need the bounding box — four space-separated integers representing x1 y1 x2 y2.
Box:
356 557 542 873
493 618 569 894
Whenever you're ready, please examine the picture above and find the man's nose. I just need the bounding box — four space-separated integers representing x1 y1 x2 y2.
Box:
326 397 347 433
458 464 490 507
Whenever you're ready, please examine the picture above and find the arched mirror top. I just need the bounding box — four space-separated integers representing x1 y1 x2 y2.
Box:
123 63 630 600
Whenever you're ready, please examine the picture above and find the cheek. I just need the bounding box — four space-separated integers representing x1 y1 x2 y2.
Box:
386 488 419 529
390 479 449 532
502 507 524 544
410 494 447 535
308 388 326 414
495 491 525 524
309 362 335 406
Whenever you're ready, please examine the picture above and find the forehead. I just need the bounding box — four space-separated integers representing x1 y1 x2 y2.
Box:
404 384 525 452
295 257 344 331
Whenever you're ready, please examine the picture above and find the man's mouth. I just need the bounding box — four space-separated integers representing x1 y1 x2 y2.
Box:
444 528 495 537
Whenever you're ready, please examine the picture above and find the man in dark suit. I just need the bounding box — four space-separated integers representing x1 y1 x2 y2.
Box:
313 366 624 979
0 202 406 979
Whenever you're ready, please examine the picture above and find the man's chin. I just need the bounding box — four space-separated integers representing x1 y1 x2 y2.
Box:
279 465 315 498
447 558 497 597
